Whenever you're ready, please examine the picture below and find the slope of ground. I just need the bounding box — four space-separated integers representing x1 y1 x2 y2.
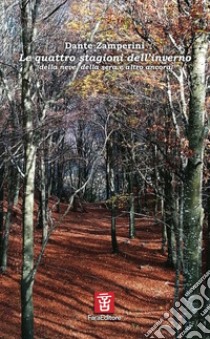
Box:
0 203 175 339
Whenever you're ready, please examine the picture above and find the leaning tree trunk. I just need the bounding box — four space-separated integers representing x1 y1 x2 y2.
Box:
182 22 208 334
20 1 40 338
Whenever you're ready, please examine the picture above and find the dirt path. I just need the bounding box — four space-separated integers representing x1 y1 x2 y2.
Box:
0 204 175 338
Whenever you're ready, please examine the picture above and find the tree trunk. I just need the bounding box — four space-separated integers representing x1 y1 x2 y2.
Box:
0 161 4 270
0 200 12 273
38 150 48 246
207 176 210 272
56 133 65 213
182 25 208 335
12 167 20 207
107 133 119 253
106 140 111 200
21 142 36 339
20 1 40 337
129 193 135 239
164 170 176 268
183 31 208 291
0 163 16 273
111 200 118 253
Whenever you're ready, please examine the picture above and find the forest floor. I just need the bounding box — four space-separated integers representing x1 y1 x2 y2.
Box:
0 201 176 339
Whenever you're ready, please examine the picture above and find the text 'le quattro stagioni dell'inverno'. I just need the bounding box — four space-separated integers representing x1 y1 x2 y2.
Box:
19 53 191 64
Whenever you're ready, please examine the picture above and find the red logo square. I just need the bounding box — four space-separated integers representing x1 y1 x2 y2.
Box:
94 292 115 314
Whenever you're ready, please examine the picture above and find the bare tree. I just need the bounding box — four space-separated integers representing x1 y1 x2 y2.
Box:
20 0 41 337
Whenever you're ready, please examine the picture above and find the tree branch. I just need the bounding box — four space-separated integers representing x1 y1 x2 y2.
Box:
42 0 68 21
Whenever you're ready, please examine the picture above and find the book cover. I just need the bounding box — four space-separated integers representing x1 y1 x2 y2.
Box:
0 1 209 338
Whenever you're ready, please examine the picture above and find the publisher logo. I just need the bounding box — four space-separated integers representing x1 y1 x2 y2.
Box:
94 292 115 314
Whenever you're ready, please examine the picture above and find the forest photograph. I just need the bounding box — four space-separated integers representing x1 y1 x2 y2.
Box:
0 0 210 338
